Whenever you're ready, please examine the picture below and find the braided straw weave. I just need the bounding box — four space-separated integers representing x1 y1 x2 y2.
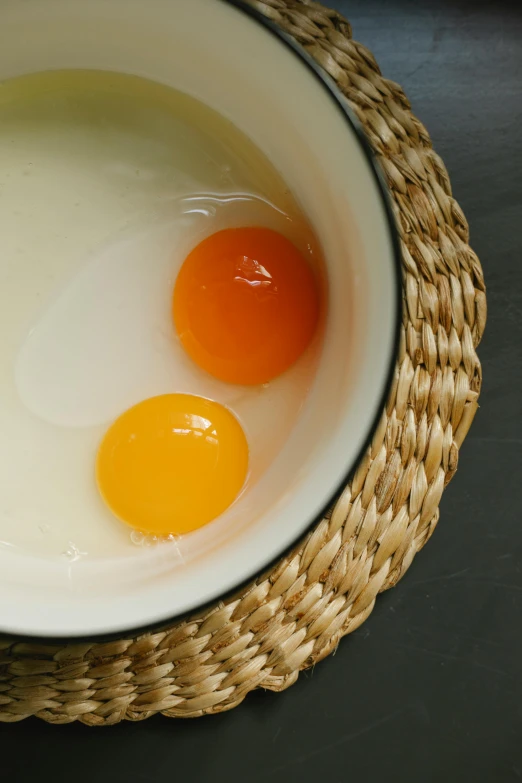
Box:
0 0 486 725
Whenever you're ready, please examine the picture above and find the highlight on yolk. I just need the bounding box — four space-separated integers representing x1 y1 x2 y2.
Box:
173 227 320 385
96 394 248 536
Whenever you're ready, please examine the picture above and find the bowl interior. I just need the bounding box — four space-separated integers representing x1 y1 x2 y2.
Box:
0 0 398 637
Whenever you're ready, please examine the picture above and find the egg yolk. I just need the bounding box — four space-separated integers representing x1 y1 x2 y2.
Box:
173 227 320 385
96 394 248 536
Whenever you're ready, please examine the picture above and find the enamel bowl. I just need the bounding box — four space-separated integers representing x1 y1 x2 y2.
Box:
0 0 400 638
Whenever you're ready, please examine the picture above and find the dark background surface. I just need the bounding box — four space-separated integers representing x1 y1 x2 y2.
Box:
1 1 521 780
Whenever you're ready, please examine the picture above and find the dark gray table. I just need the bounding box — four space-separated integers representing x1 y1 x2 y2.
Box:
2 2 521 780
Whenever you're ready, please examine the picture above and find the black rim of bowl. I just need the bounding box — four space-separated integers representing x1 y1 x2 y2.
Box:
2 0 403 642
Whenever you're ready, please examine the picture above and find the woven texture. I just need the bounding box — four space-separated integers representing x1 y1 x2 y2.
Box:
0 0 486 725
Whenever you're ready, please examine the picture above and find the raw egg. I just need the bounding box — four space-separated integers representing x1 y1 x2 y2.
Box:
173 227 320 385
96 394 248 536
0 69 322 559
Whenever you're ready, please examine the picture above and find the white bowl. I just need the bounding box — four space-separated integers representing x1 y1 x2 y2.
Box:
0 0 400 638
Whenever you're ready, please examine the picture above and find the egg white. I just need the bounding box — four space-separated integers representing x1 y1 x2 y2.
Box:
0 71 322 560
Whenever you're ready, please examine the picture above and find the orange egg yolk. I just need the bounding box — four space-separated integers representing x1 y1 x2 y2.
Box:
96 394 248 536
173 227 320 385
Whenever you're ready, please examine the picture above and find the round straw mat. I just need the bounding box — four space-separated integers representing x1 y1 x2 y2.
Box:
0 0 486 725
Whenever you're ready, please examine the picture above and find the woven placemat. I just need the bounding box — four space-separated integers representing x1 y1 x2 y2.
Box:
0 0 486 725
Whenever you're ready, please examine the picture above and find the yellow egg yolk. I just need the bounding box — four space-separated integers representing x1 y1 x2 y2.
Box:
96 394 248 536
173 226 320 385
